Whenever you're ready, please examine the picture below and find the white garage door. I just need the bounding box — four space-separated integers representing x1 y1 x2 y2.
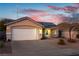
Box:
12 29 38 40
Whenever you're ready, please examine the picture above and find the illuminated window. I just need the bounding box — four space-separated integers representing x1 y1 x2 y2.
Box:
39 29 42 34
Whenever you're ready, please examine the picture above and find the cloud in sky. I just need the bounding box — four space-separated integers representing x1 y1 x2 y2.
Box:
17 4 79 24
19 8 76 24
31 14 68 25
47 3 79 13
46 14 67 24
19 9 49 16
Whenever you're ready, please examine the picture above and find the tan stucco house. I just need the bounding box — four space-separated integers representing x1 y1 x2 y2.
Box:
6 17 56 41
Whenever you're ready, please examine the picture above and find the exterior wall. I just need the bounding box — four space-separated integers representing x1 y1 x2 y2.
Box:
51 29 59 37
6 32 11 40
6 20 42 40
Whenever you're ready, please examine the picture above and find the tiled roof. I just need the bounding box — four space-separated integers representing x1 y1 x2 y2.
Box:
38 22 56 28
6 17 56 28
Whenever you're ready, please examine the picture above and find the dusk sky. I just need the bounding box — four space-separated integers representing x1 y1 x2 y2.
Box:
0 3 79 24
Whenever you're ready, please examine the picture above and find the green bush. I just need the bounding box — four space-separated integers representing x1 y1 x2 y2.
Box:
58 39 66 45
67 39 77 43
0 41 5 48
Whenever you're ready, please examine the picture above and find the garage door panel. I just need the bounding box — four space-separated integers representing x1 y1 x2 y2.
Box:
12 29 38 40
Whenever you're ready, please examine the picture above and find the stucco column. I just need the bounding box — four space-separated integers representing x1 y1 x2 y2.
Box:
41 28 45 40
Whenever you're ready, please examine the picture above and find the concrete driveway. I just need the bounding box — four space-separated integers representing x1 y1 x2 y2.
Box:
12 39 79 56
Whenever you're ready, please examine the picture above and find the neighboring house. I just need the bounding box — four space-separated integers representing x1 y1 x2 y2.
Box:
1 18 15 24
6 17 56 41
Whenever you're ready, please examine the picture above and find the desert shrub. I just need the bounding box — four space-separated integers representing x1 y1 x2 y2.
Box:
8 39 11 42
58 39 66 45
0 41 5 48
67 39 77 43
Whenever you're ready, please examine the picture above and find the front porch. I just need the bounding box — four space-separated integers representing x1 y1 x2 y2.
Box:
40 27 59 40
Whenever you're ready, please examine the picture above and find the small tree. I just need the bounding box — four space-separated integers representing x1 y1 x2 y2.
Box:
0 20 6 41
0 20 6 31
